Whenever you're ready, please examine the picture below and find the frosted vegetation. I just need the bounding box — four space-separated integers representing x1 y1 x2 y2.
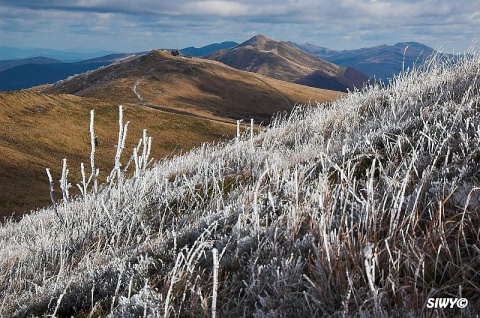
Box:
1 52 479 317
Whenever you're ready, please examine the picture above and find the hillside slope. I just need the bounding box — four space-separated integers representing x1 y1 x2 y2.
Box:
40 49 341 123
1 53 479 316
206 34 369 91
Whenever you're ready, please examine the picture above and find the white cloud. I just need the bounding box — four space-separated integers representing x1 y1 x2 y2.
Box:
340 0 454 20
182 1 250 16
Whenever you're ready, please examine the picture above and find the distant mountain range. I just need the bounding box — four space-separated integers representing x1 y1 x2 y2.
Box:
180 41 238 57
292 41 445 81
1 49 341 215
205 35 368 92
0 45 118 62
0 35 457 216
0 54 135 91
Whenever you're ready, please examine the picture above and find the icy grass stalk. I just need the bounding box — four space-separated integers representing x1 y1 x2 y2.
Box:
52 279 72 317
89 109 98 194
164 223 217 318
76 109 99 198
59 158 70 203
108 105 130 184
133 129 152 178
212 248 218 318
46 168 58 218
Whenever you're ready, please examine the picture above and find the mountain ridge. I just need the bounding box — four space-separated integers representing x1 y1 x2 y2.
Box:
0 56 62 72
0 61 111 91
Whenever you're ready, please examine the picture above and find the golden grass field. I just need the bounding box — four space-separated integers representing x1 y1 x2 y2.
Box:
0 91 237 219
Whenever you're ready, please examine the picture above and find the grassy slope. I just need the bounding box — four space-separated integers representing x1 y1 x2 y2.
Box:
0 91 236 218
1 53 479 316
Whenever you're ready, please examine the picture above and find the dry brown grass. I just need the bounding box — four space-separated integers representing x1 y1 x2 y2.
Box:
0 91 236 219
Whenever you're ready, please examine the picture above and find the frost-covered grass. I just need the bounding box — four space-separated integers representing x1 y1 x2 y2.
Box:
1 52 480 317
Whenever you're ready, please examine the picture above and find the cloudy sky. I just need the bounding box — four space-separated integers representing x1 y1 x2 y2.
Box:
0 0 478 53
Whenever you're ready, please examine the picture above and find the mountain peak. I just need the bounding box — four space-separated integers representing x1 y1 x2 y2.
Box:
253 34 267 40
394 41 434 52
239 34 279 49
251 34 268 42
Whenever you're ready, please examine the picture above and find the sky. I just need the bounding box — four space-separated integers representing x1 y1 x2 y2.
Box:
0 0 479 54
